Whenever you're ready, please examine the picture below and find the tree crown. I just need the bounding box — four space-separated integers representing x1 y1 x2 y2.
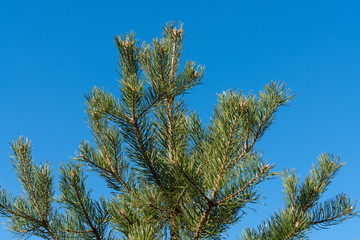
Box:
0 22 358 240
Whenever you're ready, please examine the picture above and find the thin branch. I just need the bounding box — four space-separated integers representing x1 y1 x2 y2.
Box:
19 148 43 221
137 93 165 120
299 163 334 212
39 170 59 240
93 118 132 193
109 134 120 180
228 102 276 170
124 39 136 74
166 32 178 164
41 169 49 219
0 201 60 240
65 229 93 234
310 208 353 226
117 210 133 225
189 125 205 157
193 203 213 240
177 185 189 205
210 113 240 197
0 202 41 224
215 164 270 205
171 72 197 98
193 114 239 239
45 222 60 240
169 30 177 84
147 202 169 214
175 163 211 203
131 107 165 192
103 108 132 124
283 221 300 240
70 171 102 240
80 154 112 175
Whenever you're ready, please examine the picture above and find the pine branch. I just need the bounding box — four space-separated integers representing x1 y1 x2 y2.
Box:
0 199 41 225
240 154 358 240
283 221 300 240
177 185 189 205
69 169 102 240
193 203 213 240
175 164 210 203
1 196 60 239
193 112 240 240
309 193 358 229
171 68 199 98
229 92 284 170
93 117 132 193
137 93 165 120
165 28 179 167
65 229 93 234
40 170 49 219
131 117 165 191
216 164 271 205
117 209 133 225
7 138 61 240
310 208 353 226
17 144 43 221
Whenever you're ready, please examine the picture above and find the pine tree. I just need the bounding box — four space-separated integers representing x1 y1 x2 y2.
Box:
0 22 358 240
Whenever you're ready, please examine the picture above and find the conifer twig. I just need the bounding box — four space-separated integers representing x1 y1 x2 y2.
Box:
70 170 102 240
216 164 270 205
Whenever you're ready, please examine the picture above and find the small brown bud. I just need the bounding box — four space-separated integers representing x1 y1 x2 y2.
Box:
70 170 75 178
173 27 177 36
124 40 129 48
295 221 300 228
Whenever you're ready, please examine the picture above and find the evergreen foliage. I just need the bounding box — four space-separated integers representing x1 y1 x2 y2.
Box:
0 23 358 239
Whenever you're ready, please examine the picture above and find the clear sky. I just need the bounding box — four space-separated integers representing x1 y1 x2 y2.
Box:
1 0 360 239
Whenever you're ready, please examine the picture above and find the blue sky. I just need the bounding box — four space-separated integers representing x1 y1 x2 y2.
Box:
1 0 360 239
